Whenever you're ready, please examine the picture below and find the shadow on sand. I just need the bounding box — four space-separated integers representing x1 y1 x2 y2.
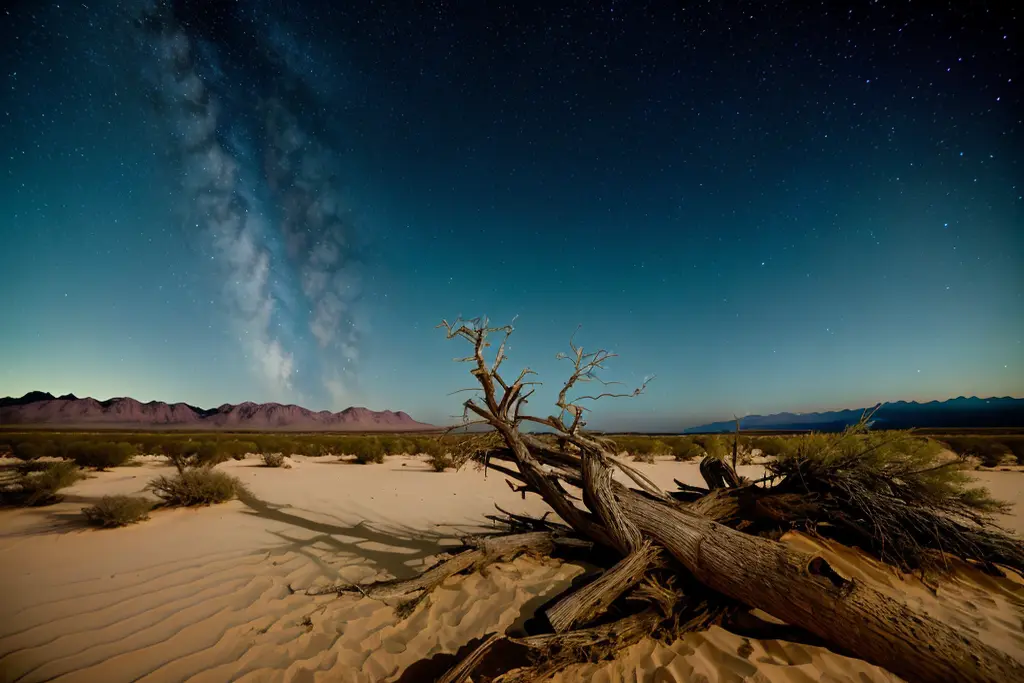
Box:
235 488 477 581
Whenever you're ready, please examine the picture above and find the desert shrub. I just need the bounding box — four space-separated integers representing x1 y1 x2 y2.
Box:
415 437 441 455
11 441 46 461
666 436 703 461
37 460 84 489
694 435 727 460
3 461 84 506
82 495 152 527
292 441 323 457
417 440 455 471
160 440 229 469
630 444 655 464
159 440 191 458
351 438 385 464
427 450 455 471
322 438 356 456
132 435 167 456
261 452 286 467
223 440 257 460
750 436 793 458
328 436 358 456
943 437 1014 467
146 468 243 506
276 439 300 456
765 426 1017 570
69 441 136 470
193 440 229 467
380 437 415 456
1001 437 1024 464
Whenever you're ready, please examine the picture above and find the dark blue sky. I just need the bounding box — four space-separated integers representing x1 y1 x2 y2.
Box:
1 1 1021 429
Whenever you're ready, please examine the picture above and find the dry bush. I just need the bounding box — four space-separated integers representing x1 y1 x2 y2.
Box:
1003 436 1024 464
225 440 258 460
423 439 462 471
68 441 136 470
82 495 152 527
261 452 286 467
694 435 727 459
146 468 243 506
1 461 84 507
765 424 1015 570
352 438 386 464
427 451 456 471
668 436 704 461
941 436 1015 468
11 441 47 460
751 435 794 458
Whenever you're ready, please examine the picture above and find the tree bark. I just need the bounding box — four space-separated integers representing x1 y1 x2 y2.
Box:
546 540 661 632
620 491 1024 683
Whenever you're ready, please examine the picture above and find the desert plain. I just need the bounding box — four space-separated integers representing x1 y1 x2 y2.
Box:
1 449 1022 683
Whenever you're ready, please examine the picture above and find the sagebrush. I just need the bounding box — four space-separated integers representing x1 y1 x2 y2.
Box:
146 468 244 506
0 461 85 506
82 495 153 527
261 452 286 467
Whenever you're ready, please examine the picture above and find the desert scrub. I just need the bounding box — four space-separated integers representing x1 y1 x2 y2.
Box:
694 435 728 460
82 495 153 527
425 441 455 471
261 452 286 467
1 461 84 506
941 436 1015 468
146 468 244 506
666 436 703 461
68 440 137 470
352 438 386 464
765 425 1012 570
750 436 794 458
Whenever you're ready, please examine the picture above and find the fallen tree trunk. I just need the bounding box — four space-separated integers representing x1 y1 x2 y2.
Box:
417 317 1024 682
546 539 661 632
620 491 1024 683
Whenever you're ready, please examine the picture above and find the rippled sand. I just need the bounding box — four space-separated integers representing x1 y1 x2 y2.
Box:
1 454 1021 682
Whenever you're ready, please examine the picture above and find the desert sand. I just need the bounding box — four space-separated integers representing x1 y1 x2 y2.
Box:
1 454 1022 683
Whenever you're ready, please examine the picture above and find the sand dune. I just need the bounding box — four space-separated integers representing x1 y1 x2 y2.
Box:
1 455 1022 682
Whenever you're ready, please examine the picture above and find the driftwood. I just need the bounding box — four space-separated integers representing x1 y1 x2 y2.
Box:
318 317 1024 683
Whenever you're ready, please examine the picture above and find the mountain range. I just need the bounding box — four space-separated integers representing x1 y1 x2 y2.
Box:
0 391 436 431
682 396 1024 433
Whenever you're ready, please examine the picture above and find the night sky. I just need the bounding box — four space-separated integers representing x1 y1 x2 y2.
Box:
1 1 1021 430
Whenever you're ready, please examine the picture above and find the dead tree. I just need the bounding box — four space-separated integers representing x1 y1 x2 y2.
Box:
329 318 1024 683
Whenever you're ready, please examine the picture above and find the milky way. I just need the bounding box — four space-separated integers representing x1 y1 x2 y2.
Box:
132 0 362 406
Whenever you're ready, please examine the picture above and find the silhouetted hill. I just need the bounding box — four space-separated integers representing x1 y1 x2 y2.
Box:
0 391 436 431
683 397 1024 433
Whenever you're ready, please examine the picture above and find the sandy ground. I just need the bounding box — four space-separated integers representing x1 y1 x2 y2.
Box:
0 454 1022 683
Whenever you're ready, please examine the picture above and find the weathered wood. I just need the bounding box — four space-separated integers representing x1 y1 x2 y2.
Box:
515 608 662 651
437 317 1024 683
437 633 504 683
581 450 643 553
621 491 1024 683
546 540 661 632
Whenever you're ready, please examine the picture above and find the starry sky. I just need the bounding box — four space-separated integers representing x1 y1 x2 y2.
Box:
1 1 1021 430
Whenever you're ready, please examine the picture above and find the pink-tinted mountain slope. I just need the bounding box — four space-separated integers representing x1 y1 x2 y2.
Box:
0 392 435 431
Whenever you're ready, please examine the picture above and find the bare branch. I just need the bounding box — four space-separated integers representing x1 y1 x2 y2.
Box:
447 386 483 397
576 375 655 403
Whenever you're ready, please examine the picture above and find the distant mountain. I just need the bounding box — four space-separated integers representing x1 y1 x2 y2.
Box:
0 392 436 431
683 397 1024 433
